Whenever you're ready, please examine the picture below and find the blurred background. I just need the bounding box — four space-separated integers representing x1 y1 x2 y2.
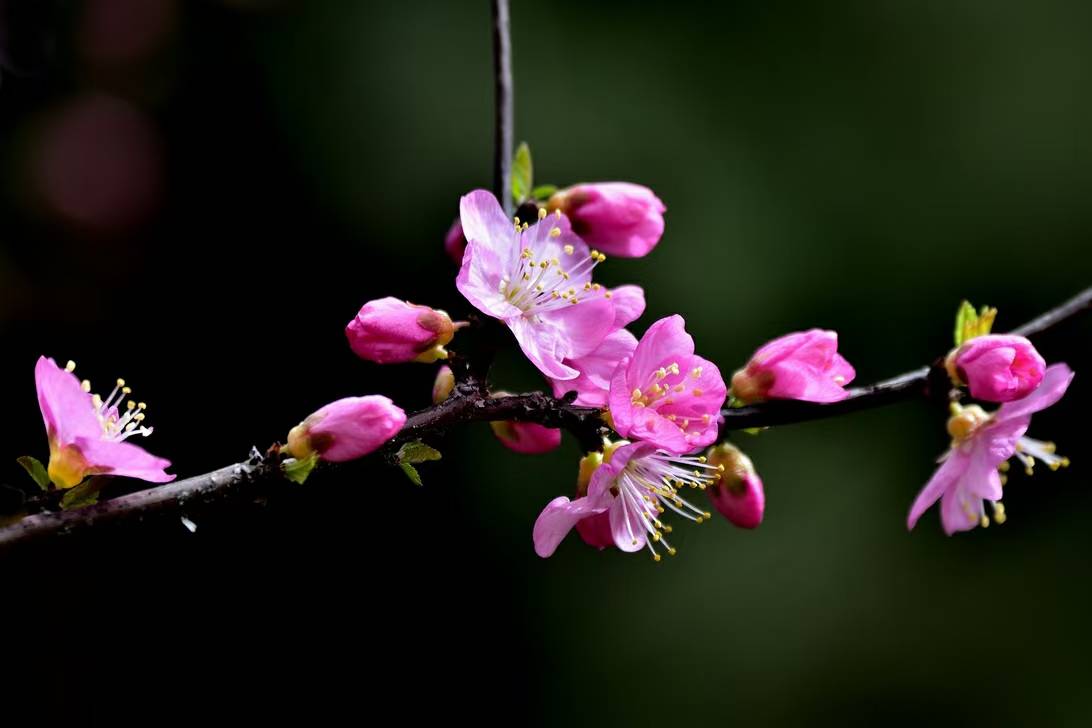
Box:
1 0 1090 725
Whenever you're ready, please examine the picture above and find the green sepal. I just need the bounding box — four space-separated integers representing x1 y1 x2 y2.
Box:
953 300 998 347
16 456 51 491
282 452 320 485
511 142 533 206
396 441 442 487
60 477 108 510
531 184 557 201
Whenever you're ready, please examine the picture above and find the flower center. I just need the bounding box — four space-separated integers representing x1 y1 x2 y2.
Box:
498 209 607 315
613 451 724 562
630 363 712 433
67 359 154 443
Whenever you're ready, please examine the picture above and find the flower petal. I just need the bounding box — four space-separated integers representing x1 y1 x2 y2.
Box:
907 452 964 530
995 363 1074 422
532 493 611 557
73 436 175 483
609 285 645 328
35 356 100 446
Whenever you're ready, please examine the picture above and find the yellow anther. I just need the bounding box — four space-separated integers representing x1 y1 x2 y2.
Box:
1025 466 1034 476
668 363 680 375
138 402 147 409
563 244 574 255
652 532 661 542
134 413 145 422
554 209 562 219
692 388 704 397
122 387 132 395
998 461 1010 472
980 515 990 528
65 360 77 372
116 378 126 387
91 394 103 408
522 222 529 231
81 380 91 392
695 516 704 524
691 367 703 378
667 547 677 556
537 207 547 220
127 401 136 410
999 473 1008 486
604 291 612 298
514 216 521 225
652 553 662 562
549 226 561 238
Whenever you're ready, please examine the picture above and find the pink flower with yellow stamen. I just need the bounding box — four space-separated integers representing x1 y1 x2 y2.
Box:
607 315 727 454
35 356 173 488
455 189 617 381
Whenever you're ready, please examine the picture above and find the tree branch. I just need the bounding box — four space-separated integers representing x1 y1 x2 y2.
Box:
491 0 513 216
0 287 1087 551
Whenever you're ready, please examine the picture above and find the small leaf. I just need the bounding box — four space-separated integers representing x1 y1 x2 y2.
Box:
975 305 997 338
396 441 442 465
953 300 977 347
531 184 557 201
17 456 51 491
60 478 107 511
399 461 423 487
282 452 319 485
511 142 533 206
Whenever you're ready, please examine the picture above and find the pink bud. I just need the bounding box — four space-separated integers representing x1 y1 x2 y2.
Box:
346 297 455 364
574 451 614 549
285 396 406 463
432 365 455 404
489 420 562 455
731 329 855 404
950 334 1046 402
444 219 467 264
547 182 665 258
706 443 765 529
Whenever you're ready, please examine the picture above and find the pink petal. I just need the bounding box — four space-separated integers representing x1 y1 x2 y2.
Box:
608 496 646 552
995 363 1074 423
459 189 519 264
551 329 638 407
541 296 616 360
508 316 579 381
533 493 611 558
456 239 522 320
609 285 646 328
35 356 101 446
627 315 694 389
907 452 964 530
73 436 174 483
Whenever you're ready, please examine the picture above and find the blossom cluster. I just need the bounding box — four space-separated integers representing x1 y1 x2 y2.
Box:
18 172 1073 559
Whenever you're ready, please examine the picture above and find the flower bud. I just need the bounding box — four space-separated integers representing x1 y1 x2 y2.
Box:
444 219 467 264
432 365 456 404
574 451 613 549
547 182 665 258
945 403 989 442
731 329 855 404
706 443 765 529
489 420 562 455
947 334 1045 402
346 297 455 364
285 396 406 463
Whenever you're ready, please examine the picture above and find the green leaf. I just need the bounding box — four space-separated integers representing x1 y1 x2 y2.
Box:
399 461 423 487
396 441 442 465
60 478 107 511
16 456 51 491
531 184 557 201
953 300 976 347
396 440 441 486
282 452 320 485
511 142 533 205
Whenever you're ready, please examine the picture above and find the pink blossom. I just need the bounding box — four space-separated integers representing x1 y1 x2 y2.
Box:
533 441 721 560
444 218 467 264
950 334 1045 402
731 329 855 404
490 420 561 454
607 316 727 454
346 297 455 364
706 443 765 529
549 284 645 407
455 190 616 381
907 363 1073 535
548 183 666 258
35 356 173 488
286 396 406 463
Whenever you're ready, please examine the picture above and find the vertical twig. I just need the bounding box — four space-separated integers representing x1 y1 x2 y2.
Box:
492 0 513 215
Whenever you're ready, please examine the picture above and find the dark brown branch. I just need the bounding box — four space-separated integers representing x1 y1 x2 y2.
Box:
0 287 1087 551
720 286 1092 429
491 0 513 215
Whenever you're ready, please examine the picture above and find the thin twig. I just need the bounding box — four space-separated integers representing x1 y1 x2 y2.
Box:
491 0 513 215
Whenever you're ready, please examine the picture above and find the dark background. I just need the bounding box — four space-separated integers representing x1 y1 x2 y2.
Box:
1 1 1090 725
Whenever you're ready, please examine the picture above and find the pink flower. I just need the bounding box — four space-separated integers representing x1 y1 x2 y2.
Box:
444 219 467 264
549 284 645 407
706 443 765 529
533 441 722 559
548 183 666 258
949 334 1045 403
607 316 727 454
907 363 1073 535
455 190 616 381
731 329 855 404
490 420 561 455
346 297 455 364
286 396 406 463
35 356 173 488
